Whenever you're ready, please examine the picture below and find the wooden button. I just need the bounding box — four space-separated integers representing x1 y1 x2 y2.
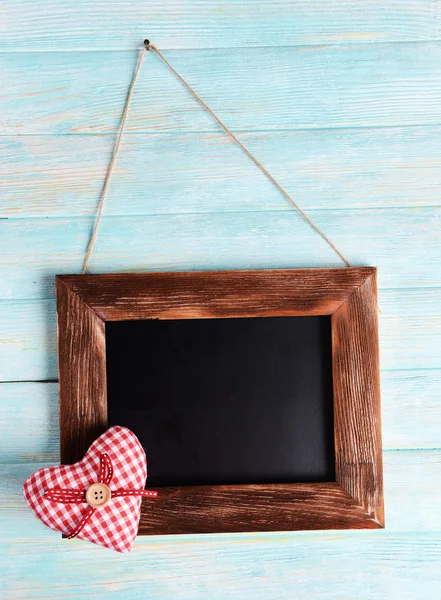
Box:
85 483 111 508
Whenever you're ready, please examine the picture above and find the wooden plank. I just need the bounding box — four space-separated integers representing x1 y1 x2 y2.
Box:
138 483 381 535
332 271 383 524
2 453 441 541
56 278 107 466
2 451 441 533
1 1 440 51
1 531 441 599
3 126 441 218
1 208 440 301
60 268 373 320
381 370 441 450
3 44 441 135
0 300 57 381
0 287 440 381
378 289 441 372
2 372 440 463
0 382 59 463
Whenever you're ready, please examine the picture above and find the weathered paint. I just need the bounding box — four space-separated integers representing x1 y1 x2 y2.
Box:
2 0 441 50
1 209 441 301
2 45 441 135
1 1 441 597
1 531 440 599
2 127 441 218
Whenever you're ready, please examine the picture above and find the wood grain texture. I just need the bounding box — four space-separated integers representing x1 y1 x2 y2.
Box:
2 529 441 600
0 382 59 463
58 268 373 320
332 271 383 525
58 268 382 533
2 288 441 381
0 299 58 380
1 1 440 50
139 483 381 535
381 370 441 450
4 126 441 218
56 278 107 464
2 208 440 301
3 45 441 135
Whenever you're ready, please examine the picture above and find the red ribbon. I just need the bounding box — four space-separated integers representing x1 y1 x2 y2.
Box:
44 453 157 539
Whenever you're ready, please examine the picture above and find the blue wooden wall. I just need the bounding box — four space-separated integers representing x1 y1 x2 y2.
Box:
1 2 441 597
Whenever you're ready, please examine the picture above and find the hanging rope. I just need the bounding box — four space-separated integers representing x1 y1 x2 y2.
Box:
82 44 148 273
82 40 352 273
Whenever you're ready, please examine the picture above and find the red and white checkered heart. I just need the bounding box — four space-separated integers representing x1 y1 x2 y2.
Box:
23 426 151 553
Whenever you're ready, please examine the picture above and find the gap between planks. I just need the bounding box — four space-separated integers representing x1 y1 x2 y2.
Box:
2 39 441 54
2 206 441 222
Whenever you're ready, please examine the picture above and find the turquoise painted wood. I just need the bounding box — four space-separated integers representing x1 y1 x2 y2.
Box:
3 45 441 135
1 0 441 597
1 532 441 600
381 370 441 450
1 209 441 301
3 127 441 218
0 383 59 462
2 0 441 50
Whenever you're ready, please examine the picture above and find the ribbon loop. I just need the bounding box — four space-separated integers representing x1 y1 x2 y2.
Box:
99 453 113 484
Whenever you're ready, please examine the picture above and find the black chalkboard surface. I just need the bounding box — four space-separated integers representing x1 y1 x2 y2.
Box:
106 316 335 487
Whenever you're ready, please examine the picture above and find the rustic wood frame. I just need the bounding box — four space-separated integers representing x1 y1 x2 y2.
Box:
56 267 384 534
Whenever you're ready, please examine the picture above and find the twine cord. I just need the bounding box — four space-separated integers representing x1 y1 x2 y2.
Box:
82 41 352 273
82 45 148 273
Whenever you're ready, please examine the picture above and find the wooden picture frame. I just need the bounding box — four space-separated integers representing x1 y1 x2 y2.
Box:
56 267 384 534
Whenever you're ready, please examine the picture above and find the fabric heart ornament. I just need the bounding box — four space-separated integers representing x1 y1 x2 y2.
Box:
23 426 157 553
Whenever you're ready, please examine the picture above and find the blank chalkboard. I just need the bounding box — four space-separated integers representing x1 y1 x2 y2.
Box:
106 315 335 487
